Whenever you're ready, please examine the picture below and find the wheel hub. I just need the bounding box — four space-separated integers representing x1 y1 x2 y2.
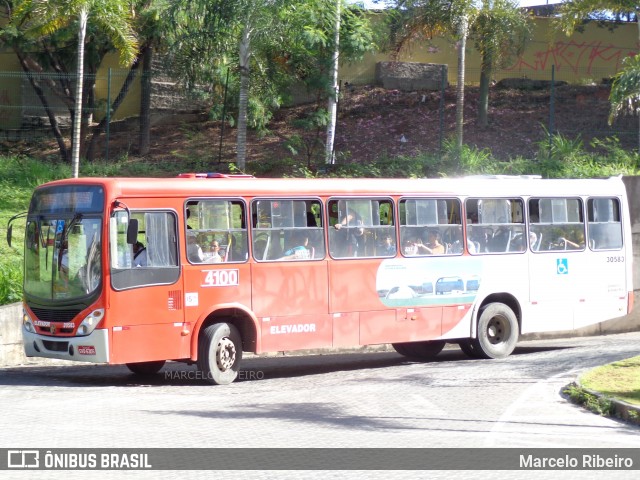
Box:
487 317 506 344
216 337 236 371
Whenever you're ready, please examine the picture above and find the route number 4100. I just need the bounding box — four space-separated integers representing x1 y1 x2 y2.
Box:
202 269 239 287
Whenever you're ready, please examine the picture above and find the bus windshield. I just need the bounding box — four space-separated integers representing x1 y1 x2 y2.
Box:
24 186 104 301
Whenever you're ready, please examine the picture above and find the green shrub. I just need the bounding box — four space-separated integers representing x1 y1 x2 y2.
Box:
0 261 22 305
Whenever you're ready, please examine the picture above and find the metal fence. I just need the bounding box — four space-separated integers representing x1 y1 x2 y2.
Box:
340 63 637 156
0 64 637 164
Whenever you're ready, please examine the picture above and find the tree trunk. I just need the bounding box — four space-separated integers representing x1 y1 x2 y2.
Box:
71 8 88 178
139 45 153 156
325 0 341 165
236 26 251 170
15 49 69 162
455 15 468 151
478 53 492 127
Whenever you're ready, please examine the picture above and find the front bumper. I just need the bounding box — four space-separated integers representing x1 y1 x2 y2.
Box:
23 328 109 363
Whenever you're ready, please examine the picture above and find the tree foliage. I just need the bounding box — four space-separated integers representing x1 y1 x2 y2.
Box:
470 0 532 127
609 54 640 123
1 0 141 166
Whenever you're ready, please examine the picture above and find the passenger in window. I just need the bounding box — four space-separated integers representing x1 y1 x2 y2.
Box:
133 241 147 267
334 209 365 256
381 235 396 256
280 233 310 260
203 241 223 263
415 230 445 255
187 234 204 263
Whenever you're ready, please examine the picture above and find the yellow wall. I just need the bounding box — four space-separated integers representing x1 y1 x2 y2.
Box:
1 16 638 129
340 17 640 85
0 50 139 126
93 54 142 122
0 53 25 129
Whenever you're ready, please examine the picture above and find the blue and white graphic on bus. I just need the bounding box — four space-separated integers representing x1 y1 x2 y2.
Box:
557 258 568 275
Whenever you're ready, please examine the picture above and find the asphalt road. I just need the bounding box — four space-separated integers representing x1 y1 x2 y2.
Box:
1 332 639 479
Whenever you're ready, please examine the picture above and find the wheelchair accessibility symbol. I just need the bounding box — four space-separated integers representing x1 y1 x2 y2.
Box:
557 258 568 275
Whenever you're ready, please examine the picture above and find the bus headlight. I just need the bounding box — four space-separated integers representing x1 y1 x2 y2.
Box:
23 309 35 333
77 309 105 336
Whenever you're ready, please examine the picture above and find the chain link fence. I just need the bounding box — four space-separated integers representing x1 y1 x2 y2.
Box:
340 63 637 155
0 63 637 163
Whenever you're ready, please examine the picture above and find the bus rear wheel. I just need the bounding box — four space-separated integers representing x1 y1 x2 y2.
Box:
472 303 518 359
392 340 445 359
126 360 166 375
198 322 242 385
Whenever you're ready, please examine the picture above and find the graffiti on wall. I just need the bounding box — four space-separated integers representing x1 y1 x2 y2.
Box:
508 40 639 75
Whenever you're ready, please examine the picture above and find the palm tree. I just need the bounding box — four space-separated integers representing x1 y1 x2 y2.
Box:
609 54 640 152
15 0 138 177
471 0 531 127
386 0 477 151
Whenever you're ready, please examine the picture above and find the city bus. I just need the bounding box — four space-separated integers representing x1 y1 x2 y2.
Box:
6 174 633 384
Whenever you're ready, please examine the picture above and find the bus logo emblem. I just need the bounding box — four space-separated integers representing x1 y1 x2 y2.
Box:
557 258 568 275
50 324 57 334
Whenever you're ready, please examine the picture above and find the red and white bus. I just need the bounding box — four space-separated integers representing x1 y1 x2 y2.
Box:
8 174 633 384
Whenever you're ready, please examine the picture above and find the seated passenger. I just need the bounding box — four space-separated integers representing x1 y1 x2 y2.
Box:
415 230 445 255
187 235 204 263
380 235 396 256
203 241 223 263
133 241 147 267
280 233 310 260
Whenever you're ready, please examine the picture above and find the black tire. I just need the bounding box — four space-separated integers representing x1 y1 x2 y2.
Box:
458 339 480 358
391 343 412 356
198 322 242 385
472 302 519 359
126 360 166 375
392 340 445 359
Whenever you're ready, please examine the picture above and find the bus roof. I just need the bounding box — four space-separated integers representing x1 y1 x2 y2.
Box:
39 175 628 199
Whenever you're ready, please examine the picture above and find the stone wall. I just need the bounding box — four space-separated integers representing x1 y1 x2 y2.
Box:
375 62 447 91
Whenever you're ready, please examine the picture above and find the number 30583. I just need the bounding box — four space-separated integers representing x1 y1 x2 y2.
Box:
202 269 239 287
606 256 624 263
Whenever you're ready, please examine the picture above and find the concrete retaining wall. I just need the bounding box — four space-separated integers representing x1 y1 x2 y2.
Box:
375 62 446 91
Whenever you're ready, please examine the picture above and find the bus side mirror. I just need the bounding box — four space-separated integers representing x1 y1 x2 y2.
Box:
127 219 139 245
6 212 27 248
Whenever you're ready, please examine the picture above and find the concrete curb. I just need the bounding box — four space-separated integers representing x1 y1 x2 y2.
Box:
567 376 640 426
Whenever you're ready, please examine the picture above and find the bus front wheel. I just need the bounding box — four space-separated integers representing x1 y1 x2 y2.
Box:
458 340 480 358
126 360 166 375
472 303 518 359
198 322 243 385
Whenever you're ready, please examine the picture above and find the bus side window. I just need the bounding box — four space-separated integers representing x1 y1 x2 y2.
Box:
466 198 525 254
529 198 585 252
251 199 325 261
587 197 622 250
185 199 248 264
328 198 394 259
401 198 461 256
